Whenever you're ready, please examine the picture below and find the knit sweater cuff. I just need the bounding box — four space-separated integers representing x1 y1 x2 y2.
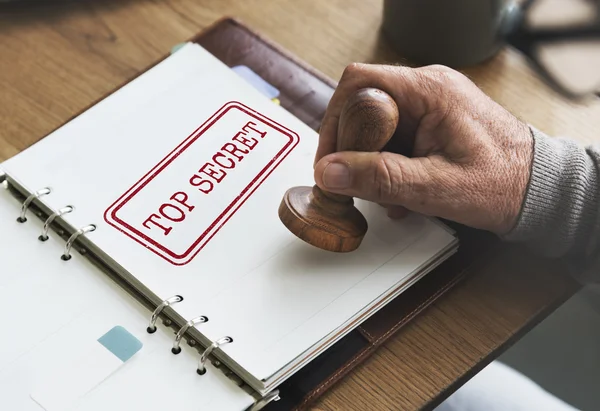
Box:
503 126 600 281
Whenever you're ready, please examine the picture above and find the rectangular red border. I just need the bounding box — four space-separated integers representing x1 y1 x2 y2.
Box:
104 101 300 265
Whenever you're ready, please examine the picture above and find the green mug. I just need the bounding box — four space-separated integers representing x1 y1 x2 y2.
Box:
381 0 519 67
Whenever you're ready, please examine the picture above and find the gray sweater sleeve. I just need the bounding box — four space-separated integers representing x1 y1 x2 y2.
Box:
503 127 600 285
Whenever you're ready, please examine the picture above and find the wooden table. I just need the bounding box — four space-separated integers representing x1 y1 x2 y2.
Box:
1 1 598 410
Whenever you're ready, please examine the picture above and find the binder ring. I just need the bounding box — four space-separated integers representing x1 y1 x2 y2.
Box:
39 206 75 241
147 295 184 333
18 187 51 223
171 315 208 354
197 336 233 375
61 224 96 261
249 390 281 411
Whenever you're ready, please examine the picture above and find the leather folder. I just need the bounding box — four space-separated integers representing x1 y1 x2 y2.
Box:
189 17 499 410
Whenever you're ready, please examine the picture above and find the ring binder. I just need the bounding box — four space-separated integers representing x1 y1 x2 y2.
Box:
61 224 96 261
197 336 233 375
171 315 208 354
0 21 463 411
249 390 281 411
18 187 51 223
39 205 75 241
146 295 184 333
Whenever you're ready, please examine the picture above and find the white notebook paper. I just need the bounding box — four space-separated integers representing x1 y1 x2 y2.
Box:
0 42 458 396
0 187 254 411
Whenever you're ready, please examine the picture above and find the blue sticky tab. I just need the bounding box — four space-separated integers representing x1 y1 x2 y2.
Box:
171 42 186 54
232 65 280 99
97 326 143 362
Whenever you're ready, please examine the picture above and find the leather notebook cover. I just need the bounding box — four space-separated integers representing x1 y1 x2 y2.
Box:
191 17 499 410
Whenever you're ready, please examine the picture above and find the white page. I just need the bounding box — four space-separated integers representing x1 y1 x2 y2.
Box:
0 188 253 411
195 204 455 380
1 43 456 383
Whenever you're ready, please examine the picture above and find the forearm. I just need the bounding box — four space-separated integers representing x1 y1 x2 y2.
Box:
503 127 600 284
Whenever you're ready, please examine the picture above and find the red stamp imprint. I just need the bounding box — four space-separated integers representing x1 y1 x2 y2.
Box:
104 101 300 265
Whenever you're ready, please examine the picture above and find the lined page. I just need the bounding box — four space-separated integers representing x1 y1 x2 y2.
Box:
194 204 455 380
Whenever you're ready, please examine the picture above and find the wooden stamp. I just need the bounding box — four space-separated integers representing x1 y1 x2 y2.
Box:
278 88 400 252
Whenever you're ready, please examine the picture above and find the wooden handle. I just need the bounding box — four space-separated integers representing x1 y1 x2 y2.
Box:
320 88 399 204
337 88 399 153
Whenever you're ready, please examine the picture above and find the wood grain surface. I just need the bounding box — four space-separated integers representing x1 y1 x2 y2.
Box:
1 1 598 410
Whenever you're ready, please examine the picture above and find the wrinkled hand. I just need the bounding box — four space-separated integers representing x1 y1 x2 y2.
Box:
313 63 534 236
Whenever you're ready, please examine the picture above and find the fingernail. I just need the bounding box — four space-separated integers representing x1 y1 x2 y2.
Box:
322 163 351 189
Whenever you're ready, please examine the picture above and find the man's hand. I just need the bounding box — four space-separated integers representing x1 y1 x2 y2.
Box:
313 63 534 236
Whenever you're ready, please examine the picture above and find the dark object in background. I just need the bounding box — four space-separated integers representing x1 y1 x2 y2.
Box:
382 0 600 99
508 0 600 98
382 0 518 68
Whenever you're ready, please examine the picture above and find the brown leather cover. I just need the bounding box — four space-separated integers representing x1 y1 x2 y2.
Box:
189 17 500 410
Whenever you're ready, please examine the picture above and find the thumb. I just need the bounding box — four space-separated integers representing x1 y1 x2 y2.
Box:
313 151 433 208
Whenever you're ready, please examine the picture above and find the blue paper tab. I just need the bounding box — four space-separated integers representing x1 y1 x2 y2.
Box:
171 42 187 54
232 65 280 99
97 326 143 362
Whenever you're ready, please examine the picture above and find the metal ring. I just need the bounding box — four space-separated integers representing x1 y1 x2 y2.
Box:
61 224 96 261
17 187 51 223
146 295 184 333
39 205 75 241
197 336 233 375
248 390 281 411
171 316 208 354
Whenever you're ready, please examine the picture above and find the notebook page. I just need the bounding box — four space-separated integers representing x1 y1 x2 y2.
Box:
1 43 456 384
0 188 253 411
192 203 455 380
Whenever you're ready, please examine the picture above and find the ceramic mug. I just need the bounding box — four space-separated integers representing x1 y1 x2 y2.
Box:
381 0 520 67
